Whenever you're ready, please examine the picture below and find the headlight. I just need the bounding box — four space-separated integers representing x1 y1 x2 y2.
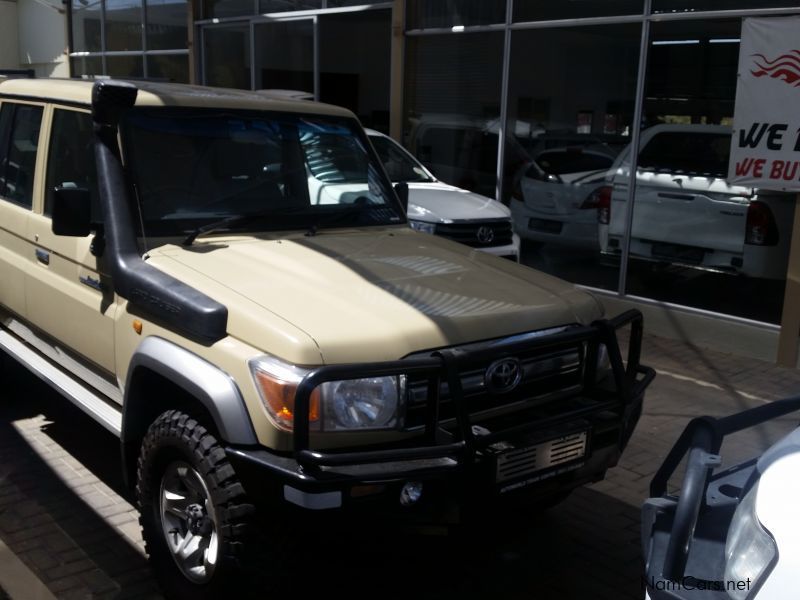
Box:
249 356 405 432
320 376 405 431
724 481 777 600
408 220 436 235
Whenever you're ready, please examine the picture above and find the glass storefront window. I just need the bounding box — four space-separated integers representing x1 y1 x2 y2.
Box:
203 26 251 89
147 54 190 82
406 0 506 29
202 0 253 20
319 10 391 132
404 32 504 199
145 0 187 51
505 24 641 292
258 0 321 12
654 1 800 13
70 55 103 77
325 0 379 6
106 55 144 76
614 19 793 323
70 0 189 78
253 19 314 92
514 1 642 22
72 0 103 52
105 0 143 51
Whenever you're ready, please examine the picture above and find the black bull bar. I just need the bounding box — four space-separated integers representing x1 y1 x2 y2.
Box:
292 309 655 471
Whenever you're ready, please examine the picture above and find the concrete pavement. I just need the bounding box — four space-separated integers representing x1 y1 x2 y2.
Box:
1 330 799 599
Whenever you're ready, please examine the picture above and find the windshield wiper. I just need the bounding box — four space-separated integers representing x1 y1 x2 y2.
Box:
183 204 399 245
182 206 317 246
182 213 266 246
305 205 397 237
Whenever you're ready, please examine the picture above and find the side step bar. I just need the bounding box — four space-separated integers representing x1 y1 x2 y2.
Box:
0 329 122 436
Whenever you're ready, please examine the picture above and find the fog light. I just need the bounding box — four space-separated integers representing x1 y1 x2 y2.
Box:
400 481 423 506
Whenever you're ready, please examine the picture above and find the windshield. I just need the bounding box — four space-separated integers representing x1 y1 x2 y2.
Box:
122 108 403 237
368 134 433 183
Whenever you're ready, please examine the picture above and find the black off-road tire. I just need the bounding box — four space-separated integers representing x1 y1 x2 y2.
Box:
136 410 256 600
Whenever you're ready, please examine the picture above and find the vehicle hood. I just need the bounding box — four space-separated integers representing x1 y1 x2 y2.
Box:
406 182 511 223
147 227 603 364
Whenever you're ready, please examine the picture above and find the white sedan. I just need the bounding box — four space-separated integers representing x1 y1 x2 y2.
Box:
510 147 615 249
366 129 520 262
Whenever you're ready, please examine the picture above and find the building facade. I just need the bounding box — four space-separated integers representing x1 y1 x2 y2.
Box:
2 0 69 77
61 0 800 363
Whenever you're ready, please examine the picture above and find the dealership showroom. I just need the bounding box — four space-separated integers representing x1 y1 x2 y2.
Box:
4 1 800 599
64 0 800 364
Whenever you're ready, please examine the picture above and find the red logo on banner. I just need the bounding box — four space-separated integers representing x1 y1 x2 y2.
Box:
751 51 800 86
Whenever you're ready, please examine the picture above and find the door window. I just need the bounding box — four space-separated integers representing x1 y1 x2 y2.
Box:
44 109 100 220
0 103 43 209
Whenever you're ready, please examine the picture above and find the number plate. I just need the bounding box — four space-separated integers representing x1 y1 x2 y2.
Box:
495 431 588 484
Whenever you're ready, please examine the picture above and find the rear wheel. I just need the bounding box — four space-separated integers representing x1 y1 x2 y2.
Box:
136 410 256 599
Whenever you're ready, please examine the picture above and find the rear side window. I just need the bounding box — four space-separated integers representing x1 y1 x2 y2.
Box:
638 131 730 178
44 109 99 219
536 151 614 175
0 103 44 209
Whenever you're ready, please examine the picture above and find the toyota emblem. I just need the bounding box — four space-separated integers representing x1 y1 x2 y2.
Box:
485 357 522 394
476 226 495 245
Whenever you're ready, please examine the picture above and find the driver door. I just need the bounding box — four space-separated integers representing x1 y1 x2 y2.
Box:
25 105 118 379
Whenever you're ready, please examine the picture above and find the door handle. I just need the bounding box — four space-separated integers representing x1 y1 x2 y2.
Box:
35 248 50 265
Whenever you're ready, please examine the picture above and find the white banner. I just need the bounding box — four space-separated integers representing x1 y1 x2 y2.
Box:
729 16 800 190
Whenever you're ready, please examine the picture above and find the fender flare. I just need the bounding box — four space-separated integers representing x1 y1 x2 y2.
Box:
122 336 258 446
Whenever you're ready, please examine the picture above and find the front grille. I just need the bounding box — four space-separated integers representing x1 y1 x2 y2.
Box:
495 430 588 482
404 344 584 430
435 219 513 248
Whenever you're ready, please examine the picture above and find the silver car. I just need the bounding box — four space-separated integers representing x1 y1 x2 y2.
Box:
367 129 520 261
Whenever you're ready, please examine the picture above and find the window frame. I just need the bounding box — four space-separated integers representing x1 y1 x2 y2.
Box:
0 100 46 212
43 106 99 220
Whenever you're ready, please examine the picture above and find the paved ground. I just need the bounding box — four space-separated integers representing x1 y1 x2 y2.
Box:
1 331 800 599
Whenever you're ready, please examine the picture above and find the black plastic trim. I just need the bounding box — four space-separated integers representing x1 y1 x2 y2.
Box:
122 336 258 446
90 80 228 344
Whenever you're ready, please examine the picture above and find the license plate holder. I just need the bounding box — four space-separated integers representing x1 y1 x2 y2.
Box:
650 242 704 264
529 218 563 234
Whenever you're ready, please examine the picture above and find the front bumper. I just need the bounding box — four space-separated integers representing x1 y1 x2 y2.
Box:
510 202 599 249
227 310 654 519
470 233 520 261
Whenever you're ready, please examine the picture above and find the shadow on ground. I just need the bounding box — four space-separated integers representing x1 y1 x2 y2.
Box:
1 355 646 599
0 356 160 599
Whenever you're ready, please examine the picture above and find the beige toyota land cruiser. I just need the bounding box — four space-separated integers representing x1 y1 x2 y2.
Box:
0 77 654 598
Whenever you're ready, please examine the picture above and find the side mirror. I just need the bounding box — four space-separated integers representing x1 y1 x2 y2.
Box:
394 181 409 213
52 186 92 236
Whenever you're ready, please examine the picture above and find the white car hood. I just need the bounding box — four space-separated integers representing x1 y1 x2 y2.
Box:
406 181 511 223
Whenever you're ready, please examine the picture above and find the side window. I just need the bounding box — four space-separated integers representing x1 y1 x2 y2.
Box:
639 131 731 178
0 103 44 209
44 109 99 219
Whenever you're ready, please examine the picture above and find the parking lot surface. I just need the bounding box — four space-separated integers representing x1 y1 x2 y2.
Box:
1 332 799 599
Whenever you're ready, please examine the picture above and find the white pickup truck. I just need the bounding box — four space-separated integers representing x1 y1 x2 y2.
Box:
599 124 794 280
